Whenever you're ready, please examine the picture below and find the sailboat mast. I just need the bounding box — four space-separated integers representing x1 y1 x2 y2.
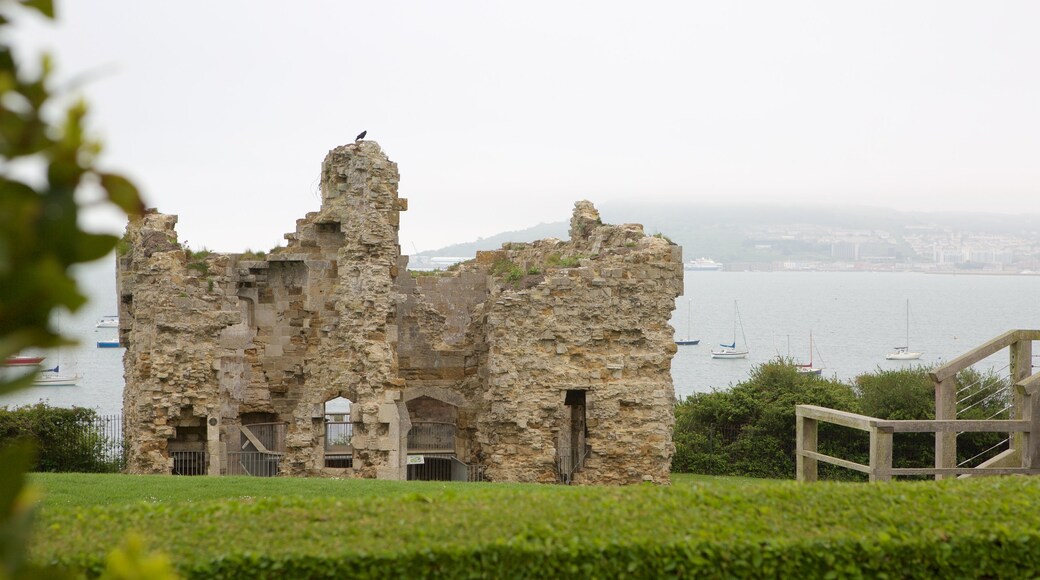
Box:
905 299 910 349
687 299 692 340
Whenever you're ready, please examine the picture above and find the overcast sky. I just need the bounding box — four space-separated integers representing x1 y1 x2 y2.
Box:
11 1 1040 252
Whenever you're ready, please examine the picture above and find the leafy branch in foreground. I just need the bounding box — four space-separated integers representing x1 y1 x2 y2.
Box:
0 1 161 578
0 0 145 395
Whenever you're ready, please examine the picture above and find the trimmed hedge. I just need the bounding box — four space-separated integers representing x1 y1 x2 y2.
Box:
30 476 1040 578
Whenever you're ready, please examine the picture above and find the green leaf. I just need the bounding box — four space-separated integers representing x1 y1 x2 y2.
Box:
99 173 145 216
74 232 118 262
0 371 38 396
20 0 55 19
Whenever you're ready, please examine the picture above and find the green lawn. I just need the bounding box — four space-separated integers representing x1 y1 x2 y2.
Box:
25 473 1040 578
30 472 772 508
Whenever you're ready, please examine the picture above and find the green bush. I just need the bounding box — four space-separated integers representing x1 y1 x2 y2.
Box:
677 363 1017 479
28 476 1040 578
0 404 121 473
675 361 862 479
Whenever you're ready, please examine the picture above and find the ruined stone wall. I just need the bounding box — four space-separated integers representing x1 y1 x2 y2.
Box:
475 201 683 484
118 212 245 474
295 141 408 479
119 141 680 485
394 269 489 465
120 142 408 477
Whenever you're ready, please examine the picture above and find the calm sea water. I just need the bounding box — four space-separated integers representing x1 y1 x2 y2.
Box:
2 261 1038 415
672 271 1040 399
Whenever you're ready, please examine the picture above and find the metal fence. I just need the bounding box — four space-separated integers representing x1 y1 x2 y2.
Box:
171 450 207 476
407 456 485 482
13 413 127 473
408 421 456 452
227 451 281 477
325 417 353 450
241 422 287 453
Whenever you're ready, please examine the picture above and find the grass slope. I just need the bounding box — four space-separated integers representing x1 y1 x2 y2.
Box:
27 474 1040 578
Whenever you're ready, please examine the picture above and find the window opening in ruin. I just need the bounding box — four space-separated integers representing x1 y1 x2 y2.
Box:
168 408 207 476
230 412 286 477
406 396 457 455
324 397 353 468
405 395 460 481
558 389 588 484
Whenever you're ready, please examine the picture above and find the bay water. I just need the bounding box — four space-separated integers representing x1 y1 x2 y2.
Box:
2 260 1038 415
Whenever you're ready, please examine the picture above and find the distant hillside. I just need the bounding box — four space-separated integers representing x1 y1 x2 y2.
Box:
418 221 568 257
416 203 1040 263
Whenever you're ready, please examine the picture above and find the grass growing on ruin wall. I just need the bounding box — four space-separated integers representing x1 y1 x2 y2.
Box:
28 474 1040 578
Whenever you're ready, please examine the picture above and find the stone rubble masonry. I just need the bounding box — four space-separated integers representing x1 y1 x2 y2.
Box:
119 140 682 484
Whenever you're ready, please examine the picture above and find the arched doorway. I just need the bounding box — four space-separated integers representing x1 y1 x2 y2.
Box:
324 396 354 468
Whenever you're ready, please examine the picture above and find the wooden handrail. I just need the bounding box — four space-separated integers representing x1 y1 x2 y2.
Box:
872 419 1031 433
929 329 1040 383
796 403 1039 483
1018 372 1040 396
796 405 876 431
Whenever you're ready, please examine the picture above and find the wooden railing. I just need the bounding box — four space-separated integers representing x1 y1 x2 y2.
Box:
927 330 1040 478
796 405 1040 481
798 329 1040 482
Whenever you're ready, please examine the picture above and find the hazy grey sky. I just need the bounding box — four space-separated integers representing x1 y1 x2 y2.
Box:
12 1 1040 252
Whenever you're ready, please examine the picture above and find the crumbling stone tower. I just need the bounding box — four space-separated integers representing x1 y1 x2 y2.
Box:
119 140 682 484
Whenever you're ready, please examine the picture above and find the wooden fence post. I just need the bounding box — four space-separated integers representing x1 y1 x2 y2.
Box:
796 409 818 483
869 426 893 482
1011 337 1033 458
934 376 956 480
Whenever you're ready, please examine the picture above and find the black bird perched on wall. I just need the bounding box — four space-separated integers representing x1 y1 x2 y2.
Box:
355 130 367 142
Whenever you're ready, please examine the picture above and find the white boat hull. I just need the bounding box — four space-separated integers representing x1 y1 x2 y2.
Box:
711 349 748 359
886 351 922 361
34 374 80 386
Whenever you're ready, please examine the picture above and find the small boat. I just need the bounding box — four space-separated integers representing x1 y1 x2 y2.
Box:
33 366 80 386
3 354 44 366
95 316 119 329
96 339 122 348
684 257 723 271
796 331 823 375
886 299 922 360
711 301 749 359
675 299 700 346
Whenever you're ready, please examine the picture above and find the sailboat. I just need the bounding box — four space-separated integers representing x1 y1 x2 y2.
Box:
33 365 80 386
711 301 749 359
796 331 823 375
675 299 700 346
886 299 922 360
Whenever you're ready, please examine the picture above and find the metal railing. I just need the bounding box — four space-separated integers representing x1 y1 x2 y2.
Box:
171 451 208 476
406 455 485 482
6 413 126 473
556 447 588 484
325 416 353 452
408 421 456 452
227 451 281 477
241 422 287 453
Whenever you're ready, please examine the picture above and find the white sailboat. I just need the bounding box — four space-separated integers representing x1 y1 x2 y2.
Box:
796 331 823 374
33 365 80 386
886 299 922 360
711 301 749 359
675 299 700 346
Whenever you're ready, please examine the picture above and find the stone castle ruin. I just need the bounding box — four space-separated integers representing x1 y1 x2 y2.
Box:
117 141 683 484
